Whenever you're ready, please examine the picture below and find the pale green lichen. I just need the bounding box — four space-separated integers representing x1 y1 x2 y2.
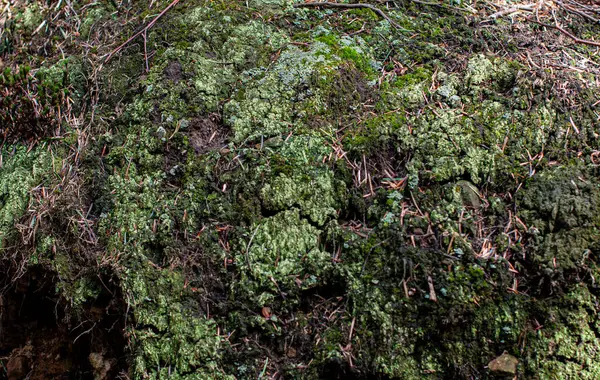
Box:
9 0 599 378
127 265 231 379
237 209 332 305
97 171 175 255
464 53 517 91
247 0 294 9
407 106 498 184
525 285 600 379
79 5 109 39
518 167 600 283
17 3 43 32
94 117 228 377
261 170 344 226
224 42 339 142
0 145 51 248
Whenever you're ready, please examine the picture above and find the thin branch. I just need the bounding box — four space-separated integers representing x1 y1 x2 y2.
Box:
143 29 149 73
489 3 535 19
244 225 261 274
563 0 600 16
104 0 181 63
293 2 403 29
527 16 600 48
404 0 473 13
557 1 600 24
73 322 96 344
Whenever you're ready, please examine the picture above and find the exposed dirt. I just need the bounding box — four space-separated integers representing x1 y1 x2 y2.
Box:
0 269 127 380
186 114 230 154
164 60 183 83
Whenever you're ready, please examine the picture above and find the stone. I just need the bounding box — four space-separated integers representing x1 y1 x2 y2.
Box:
488 352 518 375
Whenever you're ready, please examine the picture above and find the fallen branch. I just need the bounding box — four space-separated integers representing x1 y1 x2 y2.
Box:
104 0 181 63
489 3 535 19
293 2 402 29
527 16 600 48
405 0 473 14
563 0 600 16
557 1 600 24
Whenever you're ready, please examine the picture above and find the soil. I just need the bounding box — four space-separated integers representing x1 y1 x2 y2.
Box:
164 60 183 83
0 269 127 380
186 115 230 154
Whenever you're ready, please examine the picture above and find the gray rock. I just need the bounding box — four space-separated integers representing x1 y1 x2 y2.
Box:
488 352 518 375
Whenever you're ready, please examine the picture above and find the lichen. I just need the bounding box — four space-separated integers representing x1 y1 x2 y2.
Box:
0 145 51 248
261 170 344 226
5 0 600 378
127 265 231 379
524 285 600 379
224 42 340 142
236 209 332 306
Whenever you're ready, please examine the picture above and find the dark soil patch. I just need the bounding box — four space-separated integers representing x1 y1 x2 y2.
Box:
0 269 127 380
164 61 183 83
320 359 392 380
187 114 230 154
163 114 230 185
327 66 375 117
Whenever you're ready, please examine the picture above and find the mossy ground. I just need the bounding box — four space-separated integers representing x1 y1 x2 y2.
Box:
1 0 600 378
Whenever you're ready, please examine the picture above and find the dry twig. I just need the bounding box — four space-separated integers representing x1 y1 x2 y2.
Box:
489 3 536 19
293 2 403 29
527 16 600 47
104 0 181 63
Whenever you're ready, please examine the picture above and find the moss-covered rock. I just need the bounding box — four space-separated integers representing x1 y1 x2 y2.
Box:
4 0 600 378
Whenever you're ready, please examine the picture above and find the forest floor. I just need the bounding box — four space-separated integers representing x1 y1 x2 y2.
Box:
1 0 600 379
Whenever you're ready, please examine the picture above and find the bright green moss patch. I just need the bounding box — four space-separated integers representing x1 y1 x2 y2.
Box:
0 145 52 248
236 209 332 306
128 264 230 378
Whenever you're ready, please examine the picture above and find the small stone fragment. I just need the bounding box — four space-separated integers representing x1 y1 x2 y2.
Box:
286 347 297 358
488 352 518 375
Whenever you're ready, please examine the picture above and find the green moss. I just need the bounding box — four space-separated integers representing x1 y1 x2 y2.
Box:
315 33 377 76
261 170 344 226
236 209 332 306
339 46 374 75
0 145 52 248
524 285 600 379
